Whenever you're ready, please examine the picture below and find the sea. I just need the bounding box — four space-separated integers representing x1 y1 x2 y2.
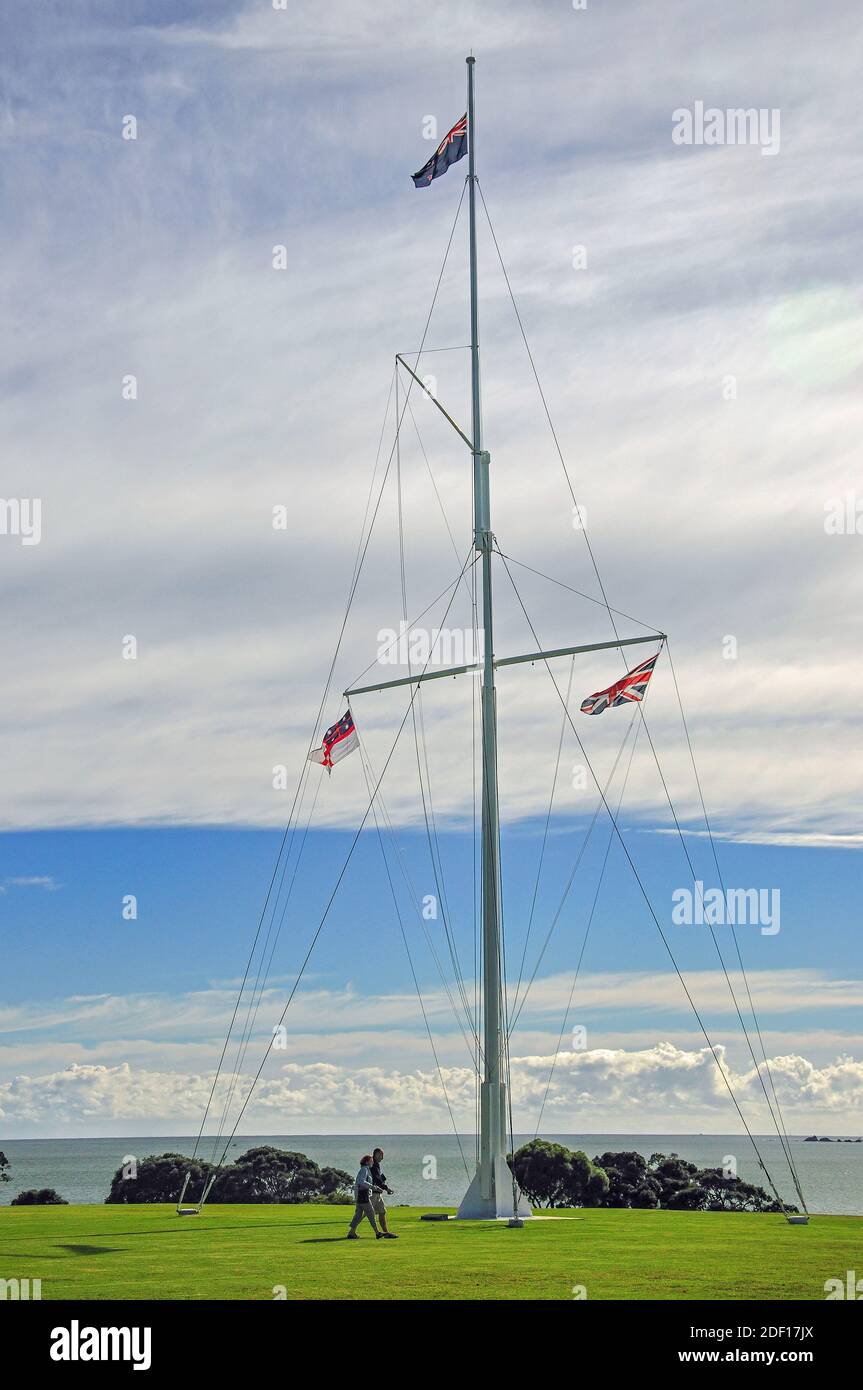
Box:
2 1133 861 1214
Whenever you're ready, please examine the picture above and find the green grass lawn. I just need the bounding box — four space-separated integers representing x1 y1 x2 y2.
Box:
1 1204 858 1301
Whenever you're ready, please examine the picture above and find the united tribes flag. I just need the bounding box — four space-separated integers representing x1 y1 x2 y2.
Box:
308 710 359 772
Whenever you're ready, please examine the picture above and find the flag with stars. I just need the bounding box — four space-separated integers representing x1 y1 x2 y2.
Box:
308 710 359 772
412 114 468 188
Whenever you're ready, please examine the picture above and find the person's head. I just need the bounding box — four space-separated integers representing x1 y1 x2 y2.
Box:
373 1147 384 1161
360 1154 373 1167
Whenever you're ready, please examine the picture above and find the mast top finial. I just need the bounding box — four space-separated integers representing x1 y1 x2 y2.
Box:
466 54 475 64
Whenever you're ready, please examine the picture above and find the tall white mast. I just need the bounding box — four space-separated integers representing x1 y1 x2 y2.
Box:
345 55 661 1218
457 54 530 1220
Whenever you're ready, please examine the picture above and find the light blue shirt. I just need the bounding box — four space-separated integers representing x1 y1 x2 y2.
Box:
354 1164 373 1201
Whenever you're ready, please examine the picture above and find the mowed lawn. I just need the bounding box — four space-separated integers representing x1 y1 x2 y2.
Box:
1 1204 858 1301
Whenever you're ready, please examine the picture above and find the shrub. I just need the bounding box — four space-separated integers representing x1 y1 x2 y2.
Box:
11 1188 68 1206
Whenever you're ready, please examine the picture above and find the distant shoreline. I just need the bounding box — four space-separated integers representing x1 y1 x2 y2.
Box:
6 1131 856 1143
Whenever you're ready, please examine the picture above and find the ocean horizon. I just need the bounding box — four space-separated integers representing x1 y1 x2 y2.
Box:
2 1132 860 1214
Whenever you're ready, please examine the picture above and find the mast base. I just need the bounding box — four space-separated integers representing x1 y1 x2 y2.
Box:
456 1154 532 1220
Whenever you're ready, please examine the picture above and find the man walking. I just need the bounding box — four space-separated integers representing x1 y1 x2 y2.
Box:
347 1154 382 1239
370 1146 398 1239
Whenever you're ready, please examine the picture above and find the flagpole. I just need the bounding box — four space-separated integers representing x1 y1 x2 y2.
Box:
458 53 529 1222
467 57 482 495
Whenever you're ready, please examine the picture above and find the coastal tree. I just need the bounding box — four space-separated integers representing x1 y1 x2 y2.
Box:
216 1147 352 1203
105 1147 352 1205
691 1167 786 1213
510 1140 608 1208
649 1152 700 1205
594 1150 662 1208
105 1152 214 1205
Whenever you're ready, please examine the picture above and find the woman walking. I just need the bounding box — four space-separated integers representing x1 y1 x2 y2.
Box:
347 1154 383 1239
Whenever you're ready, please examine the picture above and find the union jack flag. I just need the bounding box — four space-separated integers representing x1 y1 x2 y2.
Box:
308 710 359 772
411 114 468 188
580 651 660 716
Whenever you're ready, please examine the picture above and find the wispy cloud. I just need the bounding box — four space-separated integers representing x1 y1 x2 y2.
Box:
1 967 860 1055
1 0 860 846
0 875 60 893
649 829 863 850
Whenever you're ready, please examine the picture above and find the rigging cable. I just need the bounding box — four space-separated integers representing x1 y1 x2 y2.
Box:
507 705 640 1037
206 547 477 1177
478 183 802 1214
495 550 791 1215
207 771 324 1164
359 744 471 1178
394 369 472 1034
511 657 576 1016
189 364 397 1167
355 725 483 1067
191 184 469 1170
666 640 807 1211
494 551 664 636
395 370 476 1048
403 387 484 1158
533 714 643 1137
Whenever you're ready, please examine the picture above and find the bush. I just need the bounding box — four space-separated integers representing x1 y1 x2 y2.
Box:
11 1188 68 1206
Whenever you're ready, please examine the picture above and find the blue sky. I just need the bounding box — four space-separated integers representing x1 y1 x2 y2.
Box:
1 0 861 1142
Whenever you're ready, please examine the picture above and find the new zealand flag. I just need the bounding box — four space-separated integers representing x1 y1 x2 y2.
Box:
412 114 468 188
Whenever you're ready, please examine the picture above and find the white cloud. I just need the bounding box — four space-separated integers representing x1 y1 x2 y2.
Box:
0 0 860 838
2 1044 861 1137
1 875 60 891
651 829 863 850
1 969 861 1133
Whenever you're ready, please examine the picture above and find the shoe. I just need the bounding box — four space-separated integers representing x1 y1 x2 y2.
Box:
382 1232 398 1239
375 1231 384 1239
347 1232 358 1239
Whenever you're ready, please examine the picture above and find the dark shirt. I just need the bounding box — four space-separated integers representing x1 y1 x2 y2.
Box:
371 1160 389 1193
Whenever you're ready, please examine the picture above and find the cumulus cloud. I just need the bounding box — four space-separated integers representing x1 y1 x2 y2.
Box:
1 969 861 1133
2 1044 861 1136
